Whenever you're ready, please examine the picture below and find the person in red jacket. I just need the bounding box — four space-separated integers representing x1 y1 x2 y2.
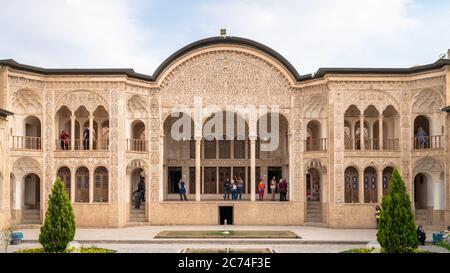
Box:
258 178 266 201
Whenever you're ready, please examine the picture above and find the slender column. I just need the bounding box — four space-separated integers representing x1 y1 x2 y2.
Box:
195 137 201 201
351 121 356 150
378 115 384 150
359 170 364 203
70 115 76 150
89 115 94 150
377 169 383 204
360 115 365 150
250 137 256 201
89 169 94 203
70 170 76 202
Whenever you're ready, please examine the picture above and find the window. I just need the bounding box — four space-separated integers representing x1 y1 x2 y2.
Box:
57 167 71 200
76 167 89 202
94 167 108 202
345 167 359 203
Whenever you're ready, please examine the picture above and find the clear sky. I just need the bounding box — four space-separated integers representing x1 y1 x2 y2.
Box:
1 0 449 75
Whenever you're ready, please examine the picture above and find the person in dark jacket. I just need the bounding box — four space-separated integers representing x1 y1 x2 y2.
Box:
417 225 426 245
178 178 187 201
375 205 381 228
279 178 288 201
223 178 231 200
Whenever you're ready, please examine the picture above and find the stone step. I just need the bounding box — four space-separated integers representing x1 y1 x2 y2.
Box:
21 219 41 224
304 222 327 227
307 208 322 213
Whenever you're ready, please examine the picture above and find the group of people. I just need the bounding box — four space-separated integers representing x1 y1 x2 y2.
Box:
59 127 96 150
375 205 428 246
223 176 245 200
258 176 288 201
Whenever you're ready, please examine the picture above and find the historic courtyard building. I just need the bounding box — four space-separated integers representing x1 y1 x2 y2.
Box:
0 36 449 229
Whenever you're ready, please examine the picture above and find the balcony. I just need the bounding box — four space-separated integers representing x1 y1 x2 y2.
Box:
55 139 109 151
345 139 400 151
126 139 148 152
412 135 444 150
11 136 42 150
304 138 327 152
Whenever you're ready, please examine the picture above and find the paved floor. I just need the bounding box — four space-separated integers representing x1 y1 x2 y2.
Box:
5 226 447 253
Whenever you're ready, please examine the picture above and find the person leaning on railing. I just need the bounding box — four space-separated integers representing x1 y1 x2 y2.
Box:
59 130 69 150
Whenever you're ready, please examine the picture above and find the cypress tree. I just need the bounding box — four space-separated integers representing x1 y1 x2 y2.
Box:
39 178 76 253
377 168 418 252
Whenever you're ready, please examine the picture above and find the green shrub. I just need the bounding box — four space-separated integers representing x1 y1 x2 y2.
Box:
376 168 418 253
39 178 76 253
436 241 450 251
80 247 116 253
341 247 375 253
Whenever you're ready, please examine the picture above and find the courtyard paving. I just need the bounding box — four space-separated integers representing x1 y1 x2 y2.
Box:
5 225 448 253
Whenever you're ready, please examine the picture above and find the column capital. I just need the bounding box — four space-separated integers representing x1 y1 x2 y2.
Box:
194 136 203 141
248 135 257 141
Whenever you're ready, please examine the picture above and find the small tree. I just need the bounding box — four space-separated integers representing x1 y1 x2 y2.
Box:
39 178 76 253
1 221 17 253
377 168 418 252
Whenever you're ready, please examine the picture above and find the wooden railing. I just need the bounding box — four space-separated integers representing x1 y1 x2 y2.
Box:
412 135 443 150
12 136 41 150
345 138 400 151
127 139 147 152
305 138 327 152
56 139 109 150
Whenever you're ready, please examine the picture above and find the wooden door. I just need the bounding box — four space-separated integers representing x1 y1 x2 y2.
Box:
204 167 217 194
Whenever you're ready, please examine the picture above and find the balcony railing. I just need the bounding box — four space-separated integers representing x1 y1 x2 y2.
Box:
12 136 42 150
305 138 327 152
345 138 400 151
412 135 443 150
127 139 148 152
55 139 109 151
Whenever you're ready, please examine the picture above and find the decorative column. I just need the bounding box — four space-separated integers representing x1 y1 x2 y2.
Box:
195 136 202 201
89 115 94 150
89 168 94 203
360 114 365 150
70 115 76 150
359 170 364 203
70 170 76 202
377 169 383 203
378 115 384 150
351 121 355 150
249 136 256 201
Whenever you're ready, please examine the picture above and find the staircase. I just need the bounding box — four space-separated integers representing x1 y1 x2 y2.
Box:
129 204 146 223
21 209 41 224
415 209 431 226
305 202 322 223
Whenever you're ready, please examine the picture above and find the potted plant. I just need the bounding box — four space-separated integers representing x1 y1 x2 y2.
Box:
10 231 23 245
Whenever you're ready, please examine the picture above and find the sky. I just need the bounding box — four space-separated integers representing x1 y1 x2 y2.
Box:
0 0 449 76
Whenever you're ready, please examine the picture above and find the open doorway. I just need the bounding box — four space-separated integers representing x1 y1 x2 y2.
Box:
168 167 182 194
219 206 233 225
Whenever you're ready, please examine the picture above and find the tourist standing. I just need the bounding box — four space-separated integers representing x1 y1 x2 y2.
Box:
59 130 69 150
375 205 381 228
223 178 231 200
416 127 427 149
178 179 187 201
258 178 265 201
237 176 244 200
417 225 426 245
83 127 90 150
231 178 238 200
270 176 277 201
279 178 287 201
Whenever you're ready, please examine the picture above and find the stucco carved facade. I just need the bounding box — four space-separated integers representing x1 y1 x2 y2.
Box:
0 36 449 228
